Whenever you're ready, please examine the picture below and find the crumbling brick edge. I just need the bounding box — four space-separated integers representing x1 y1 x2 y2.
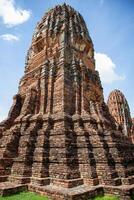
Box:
1 184 134 200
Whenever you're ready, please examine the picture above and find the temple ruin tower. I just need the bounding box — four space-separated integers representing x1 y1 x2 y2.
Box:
131 118 134 143
0 4 134 200
107 89 132 137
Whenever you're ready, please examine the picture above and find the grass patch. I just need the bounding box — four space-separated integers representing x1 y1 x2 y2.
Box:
0 192 49 200
131 196 134 200
93 195 119 200
0 193 128 200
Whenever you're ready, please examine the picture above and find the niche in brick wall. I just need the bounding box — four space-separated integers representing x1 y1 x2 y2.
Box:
33 36 44 54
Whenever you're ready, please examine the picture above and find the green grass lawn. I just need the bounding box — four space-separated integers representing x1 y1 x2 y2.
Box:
0 192 49 200
0 192 125 200
93 195 119 200
131 196 134 200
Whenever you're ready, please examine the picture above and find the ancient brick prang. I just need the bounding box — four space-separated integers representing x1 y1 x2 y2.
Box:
107 89 132 137
0 4 134 200
131 118 134 143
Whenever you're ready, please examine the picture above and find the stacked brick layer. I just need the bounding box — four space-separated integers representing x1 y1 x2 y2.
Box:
107 89 132 138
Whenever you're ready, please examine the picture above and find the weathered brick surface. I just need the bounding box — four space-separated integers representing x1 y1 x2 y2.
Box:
107 90 133 142
0 3 134 200
131 118 134 143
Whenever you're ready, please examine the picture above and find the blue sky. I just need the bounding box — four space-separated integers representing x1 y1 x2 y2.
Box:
0 0 134 121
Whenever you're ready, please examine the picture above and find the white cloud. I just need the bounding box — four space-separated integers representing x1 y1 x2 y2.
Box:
95 52 125 83
0 34 19 41
0 0 31 27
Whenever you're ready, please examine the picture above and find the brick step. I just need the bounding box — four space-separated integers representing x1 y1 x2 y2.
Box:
9 176 31 184
0 127 21 181
0 176 8 182
0 182 28 196
9 121 40 181
125 168 134 176
28 184 104 200
0 181 134 200
0 169 11 176
103 184 134 200
113 178 122 186
99 177 121 186
122 176 134 185
30 177 50 186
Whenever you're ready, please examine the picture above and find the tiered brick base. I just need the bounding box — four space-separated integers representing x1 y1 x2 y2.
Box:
0 182 134 200
0 182 27 196
0 114 134 199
